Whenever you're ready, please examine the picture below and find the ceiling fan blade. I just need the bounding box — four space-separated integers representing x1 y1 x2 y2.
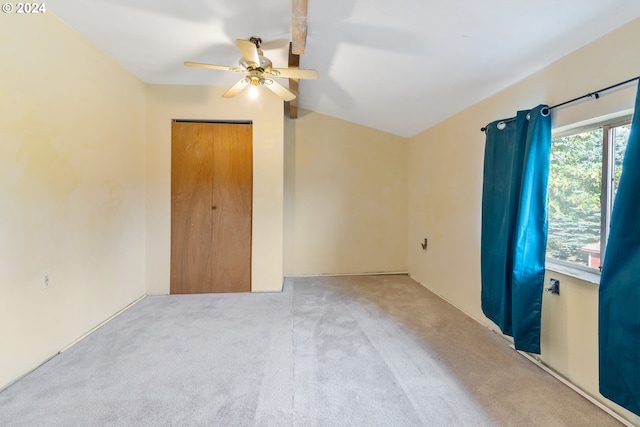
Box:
184 62 243 72
268 68 319 80
222 78 250 98
236 39 260 66
263 79 296 102
260 38 290 51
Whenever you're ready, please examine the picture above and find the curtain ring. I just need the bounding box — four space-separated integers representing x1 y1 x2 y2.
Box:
497 121 506 130
526 113 531 120
541 107 550 117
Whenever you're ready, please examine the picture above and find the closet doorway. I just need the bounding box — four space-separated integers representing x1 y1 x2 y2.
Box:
170 121 252 294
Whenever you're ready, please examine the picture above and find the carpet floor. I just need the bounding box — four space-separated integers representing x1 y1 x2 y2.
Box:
0 275 623 426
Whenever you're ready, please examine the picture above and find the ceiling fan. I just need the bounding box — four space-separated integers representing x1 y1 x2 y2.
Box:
184 37 319 101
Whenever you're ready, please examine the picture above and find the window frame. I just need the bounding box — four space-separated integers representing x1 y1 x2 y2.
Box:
601 118 632 264
546 115 632 277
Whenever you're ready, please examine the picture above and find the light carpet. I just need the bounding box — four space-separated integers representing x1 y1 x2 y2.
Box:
0 275 622 426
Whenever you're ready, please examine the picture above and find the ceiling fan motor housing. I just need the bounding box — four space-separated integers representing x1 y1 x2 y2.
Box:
240 53 272 72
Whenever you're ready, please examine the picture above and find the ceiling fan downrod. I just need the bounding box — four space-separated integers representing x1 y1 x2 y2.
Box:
249 36 262 49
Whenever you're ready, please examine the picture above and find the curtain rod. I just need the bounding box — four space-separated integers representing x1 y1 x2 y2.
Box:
480 75 640 132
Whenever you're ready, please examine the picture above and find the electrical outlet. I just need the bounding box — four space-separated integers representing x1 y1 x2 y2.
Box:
42 274 50 289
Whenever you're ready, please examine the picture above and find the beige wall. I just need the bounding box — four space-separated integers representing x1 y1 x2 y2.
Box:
0 14 146 388
284 110 408 275
408 18 640 424
145 85 284 294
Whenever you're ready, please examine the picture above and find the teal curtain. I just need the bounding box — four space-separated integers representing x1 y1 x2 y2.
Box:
599 83 640 415
481 105 551 354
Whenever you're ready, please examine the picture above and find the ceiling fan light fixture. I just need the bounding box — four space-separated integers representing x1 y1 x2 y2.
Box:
248 85 259 99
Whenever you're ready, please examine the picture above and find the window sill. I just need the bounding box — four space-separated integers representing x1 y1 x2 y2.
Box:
545 259 601 285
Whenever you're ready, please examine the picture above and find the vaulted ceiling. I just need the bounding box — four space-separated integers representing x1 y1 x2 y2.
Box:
51 0 640 137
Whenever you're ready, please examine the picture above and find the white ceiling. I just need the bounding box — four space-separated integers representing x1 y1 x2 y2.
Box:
51 1 640 137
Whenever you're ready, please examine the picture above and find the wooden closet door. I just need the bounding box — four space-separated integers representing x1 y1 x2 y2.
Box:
170 122 252 294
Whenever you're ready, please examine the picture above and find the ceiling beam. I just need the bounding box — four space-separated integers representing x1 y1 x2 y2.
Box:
292 0 308 55
286 42 300 119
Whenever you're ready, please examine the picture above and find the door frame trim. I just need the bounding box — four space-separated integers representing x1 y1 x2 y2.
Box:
173 119 253 125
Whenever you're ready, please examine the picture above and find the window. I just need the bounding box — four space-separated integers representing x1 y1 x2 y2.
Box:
546 117 631 272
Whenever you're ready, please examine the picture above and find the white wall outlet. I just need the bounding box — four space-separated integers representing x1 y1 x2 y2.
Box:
42 274 50 289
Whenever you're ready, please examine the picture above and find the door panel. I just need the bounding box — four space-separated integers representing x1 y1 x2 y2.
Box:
170 122 252 294
210 124 252 292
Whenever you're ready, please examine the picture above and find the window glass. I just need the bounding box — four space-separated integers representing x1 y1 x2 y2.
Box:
546 120 630 272
547 129 602 267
